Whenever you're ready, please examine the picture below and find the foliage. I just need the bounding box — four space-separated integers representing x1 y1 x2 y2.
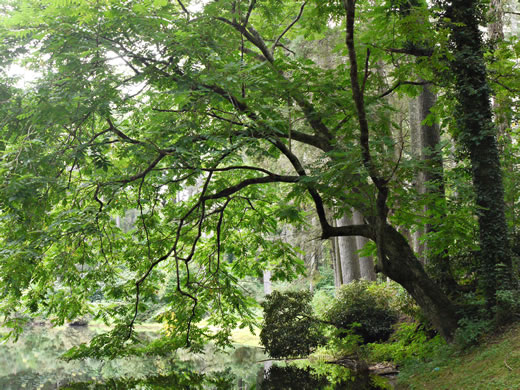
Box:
62 367 235 390
325 326 364 358
311 289 335 319
314 264 336 291
398 323 520 389
494 288 520 325
0 0 518 364
368 322 446 365
324 281 399 343
454 317 493 349
260 290 325 358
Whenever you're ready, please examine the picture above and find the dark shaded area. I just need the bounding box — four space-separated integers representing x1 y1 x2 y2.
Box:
261 364 387 390
260 291 326 358
260 365 329 390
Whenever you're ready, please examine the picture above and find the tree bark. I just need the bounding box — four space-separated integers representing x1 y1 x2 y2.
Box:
409 95 426 259
323 221 460 341
340 0 460 341
412 84 459 293
352 210 376 281
331 237 342 288
447 0 512 308
337 214 361 284
331 219 343 288
379 225 459 341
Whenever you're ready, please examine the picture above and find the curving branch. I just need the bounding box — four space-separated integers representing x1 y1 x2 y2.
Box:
203 174 300 200
106 117 144 145
365 43 434 57
111 153 167 185
266 136 333 235
176 0 190 18
271 2 307 55
377 80 429 99
211 197 232 275
99 29 335 153
344 0 391 272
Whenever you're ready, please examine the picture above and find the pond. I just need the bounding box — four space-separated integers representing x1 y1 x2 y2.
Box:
0 325 266 389
0 325 396 389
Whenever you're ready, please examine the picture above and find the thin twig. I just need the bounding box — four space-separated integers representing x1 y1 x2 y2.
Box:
138 175 152 262
275 43 296 56
504 355 513 371
491 78 520 93
243 0 256 26
362 48 370 94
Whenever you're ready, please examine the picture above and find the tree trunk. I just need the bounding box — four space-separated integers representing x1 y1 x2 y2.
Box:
379 225 459 341
413 84 459 292
331 219 343 287
337 214 361 284
341 0 460 341
409 95 426 260
352 210 376 281
447 0 512 309
263 270 272 295
331 237 342 288
488 0 510 146
324 220 460 341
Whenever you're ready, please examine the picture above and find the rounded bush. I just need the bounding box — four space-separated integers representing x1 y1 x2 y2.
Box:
325 281 399 343
260 290 325 358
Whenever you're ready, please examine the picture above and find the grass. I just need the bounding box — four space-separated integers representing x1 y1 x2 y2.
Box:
26 318 262 348
397 323 520 390
230 325 261 347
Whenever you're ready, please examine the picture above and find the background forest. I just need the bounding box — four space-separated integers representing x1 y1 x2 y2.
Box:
0 0 520 388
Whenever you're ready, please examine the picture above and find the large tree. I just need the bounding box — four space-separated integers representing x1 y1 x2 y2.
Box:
0 0 517 351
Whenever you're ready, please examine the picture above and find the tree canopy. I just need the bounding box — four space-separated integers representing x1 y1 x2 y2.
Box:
0 0 519 355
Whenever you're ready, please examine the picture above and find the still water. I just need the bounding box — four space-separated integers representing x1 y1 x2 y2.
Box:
0 325 393 389
0 325 265 389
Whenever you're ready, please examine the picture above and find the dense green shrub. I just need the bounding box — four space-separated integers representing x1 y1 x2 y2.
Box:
324 281 399 343
260 290 325 358
369 322 446 364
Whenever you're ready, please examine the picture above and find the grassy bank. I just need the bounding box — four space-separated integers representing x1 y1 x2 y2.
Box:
397 323 520 389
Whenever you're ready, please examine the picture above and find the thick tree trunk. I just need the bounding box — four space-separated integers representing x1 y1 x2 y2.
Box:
447 0 512 308
412 84 458 292
324 221 460 341
337 214 361 284
352 210 376 281
341 0 460 341
379 225 459 341
409 95 426 259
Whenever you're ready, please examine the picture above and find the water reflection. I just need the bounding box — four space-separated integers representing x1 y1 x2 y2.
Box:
0 325 265 389
0 326 389 389
261 365 329 389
